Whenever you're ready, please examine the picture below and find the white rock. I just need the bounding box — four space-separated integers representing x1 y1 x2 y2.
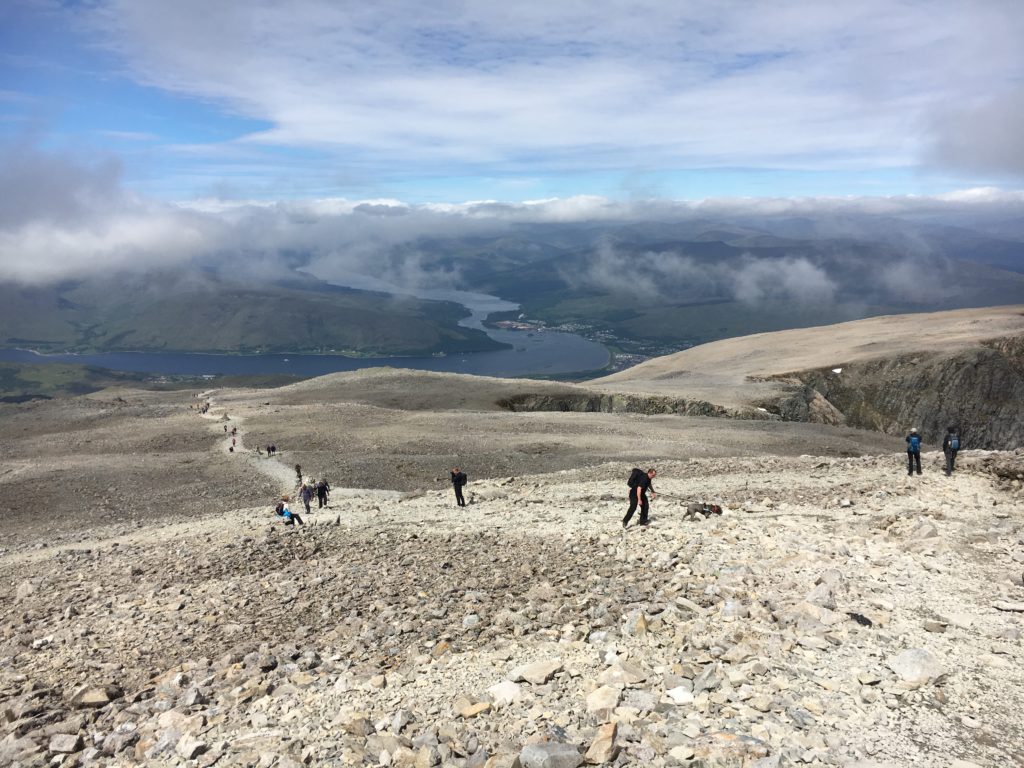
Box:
665 686 694 705
585 685 621 715
487 680 523 708
993 601 1024 612
886 648 943 687
510 658 563 685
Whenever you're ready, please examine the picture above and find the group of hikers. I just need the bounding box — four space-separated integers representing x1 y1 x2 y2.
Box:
275 470 331 527
906 426 961 477
265 425 965 530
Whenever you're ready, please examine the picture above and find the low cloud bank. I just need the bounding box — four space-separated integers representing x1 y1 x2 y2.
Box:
571 239 838 305
0 143 216 284
3 147 1024 300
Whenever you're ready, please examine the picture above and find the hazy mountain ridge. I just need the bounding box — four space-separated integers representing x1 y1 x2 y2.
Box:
0 272 503 356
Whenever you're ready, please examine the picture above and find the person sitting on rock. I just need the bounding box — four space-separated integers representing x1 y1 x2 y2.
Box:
906 428 922 476
280 496 303 527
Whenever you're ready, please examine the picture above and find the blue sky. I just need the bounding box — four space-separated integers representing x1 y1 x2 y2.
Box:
3 0 1023 204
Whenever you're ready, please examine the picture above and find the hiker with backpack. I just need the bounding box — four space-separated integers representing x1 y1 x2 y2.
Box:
450 467 468 507
906 428 923 476
278 496 304 527
942 426 960 476
623 467 656 528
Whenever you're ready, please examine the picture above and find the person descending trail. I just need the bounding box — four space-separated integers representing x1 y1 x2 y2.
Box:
623 467 656 528
943 426 960 476
298 482 314 514
316 479 330 508
295 464 303 485
906 428 922 476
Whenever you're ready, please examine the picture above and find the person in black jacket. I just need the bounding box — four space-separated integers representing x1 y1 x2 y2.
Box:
906 428 922 476
451 467 468 507
623 468 656 528
942 426 960 476
316 478 330 508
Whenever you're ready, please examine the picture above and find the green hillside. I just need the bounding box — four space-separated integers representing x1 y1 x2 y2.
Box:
0 276 505 356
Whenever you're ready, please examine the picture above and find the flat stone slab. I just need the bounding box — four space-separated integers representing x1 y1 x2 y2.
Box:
510 659 563 685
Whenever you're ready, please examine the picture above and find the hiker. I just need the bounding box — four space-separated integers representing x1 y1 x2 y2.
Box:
231 437 236 447
906 428 922 476
298 482 314 514
270 444 276 456
623 467 656 528
295 464 303 484
942 426 960 476
224 425 228 433
450 467 468 507
279 496 303 527
316 478 330 508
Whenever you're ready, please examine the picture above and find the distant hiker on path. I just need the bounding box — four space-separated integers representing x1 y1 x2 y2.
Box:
295 464 303 484
450 467 468 507
316 479 330 508
623 467 656 528
279 496 303 527
906 428 922 476
943 426 960 476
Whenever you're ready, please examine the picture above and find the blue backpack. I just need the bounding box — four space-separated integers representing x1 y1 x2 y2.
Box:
950 435 960 451
909 434 921 452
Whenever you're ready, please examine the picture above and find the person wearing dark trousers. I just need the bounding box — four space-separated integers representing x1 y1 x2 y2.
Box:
451 467 468 507
906 428 922 476
316 479 330 508
280 497 304 527
942 426 960 476
298 483 314 514
623 468 656 527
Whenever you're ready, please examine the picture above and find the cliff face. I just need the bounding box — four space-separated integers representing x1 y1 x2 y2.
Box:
766 336 1024 449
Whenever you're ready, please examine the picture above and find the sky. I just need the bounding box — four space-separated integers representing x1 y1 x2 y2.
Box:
2 1 1024 287
3 0 1024 203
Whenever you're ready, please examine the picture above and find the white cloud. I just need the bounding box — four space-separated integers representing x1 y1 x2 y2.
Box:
79 0 1024 178
5 143 1024 289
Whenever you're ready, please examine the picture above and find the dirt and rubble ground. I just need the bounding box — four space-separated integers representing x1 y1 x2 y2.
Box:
2 369 1023 767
